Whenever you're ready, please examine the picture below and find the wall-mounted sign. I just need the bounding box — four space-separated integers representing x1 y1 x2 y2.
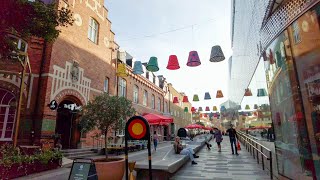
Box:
48 100 58 110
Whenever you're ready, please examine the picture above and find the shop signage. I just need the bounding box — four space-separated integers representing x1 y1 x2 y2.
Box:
63 103 82 111
68 159 97 180
48 100 58 110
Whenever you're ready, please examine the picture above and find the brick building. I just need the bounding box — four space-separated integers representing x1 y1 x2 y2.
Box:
0 0 189 149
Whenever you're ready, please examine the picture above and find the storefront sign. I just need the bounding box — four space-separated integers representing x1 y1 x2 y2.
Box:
48 100 58 110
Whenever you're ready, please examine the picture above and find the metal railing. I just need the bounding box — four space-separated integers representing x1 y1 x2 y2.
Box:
237 131 273 179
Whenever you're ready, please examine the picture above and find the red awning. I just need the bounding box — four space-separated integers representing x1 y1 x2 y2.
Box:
143 113 173 126
185 124 204 129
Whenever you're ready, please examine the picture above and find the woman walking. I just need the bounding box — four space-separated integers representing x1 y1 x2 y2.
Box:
153 131 158 151
213 128 223 152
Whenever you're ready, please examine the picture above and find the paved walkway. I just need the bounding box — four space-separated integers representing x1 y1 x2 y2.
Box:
170 139 271 180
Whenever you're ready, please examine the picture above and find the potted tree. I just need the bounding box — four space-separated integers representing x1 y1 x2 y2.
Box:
80 93 135 180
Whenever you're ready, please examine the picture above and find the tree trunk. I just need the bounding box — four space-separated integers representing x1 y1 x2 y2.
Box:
105 128 108 159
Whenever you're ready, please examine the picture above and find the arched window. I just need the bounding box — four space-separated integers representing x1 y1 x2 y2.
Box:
0 88 16 141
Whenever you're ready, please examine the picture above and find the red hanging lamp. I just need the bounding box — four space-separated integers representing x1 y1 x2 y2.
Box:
167 55 180 70
173 97 179 103
182 96 189 103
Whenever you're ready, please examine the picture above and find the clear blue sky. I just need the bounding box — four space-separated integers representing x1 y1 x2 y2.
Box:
106 0 232 110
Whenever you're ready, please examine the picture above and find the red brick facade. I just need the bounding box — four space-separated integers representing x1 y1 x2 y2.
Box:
0 0 187 149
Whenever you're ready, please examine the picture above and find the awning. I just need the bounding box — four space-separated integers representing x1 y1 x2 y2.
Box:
143 113 173 126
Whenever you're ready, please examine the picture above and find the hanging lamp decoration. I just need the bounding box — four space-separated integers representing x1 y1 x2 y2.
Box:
132 61 144 75
245 105 250 110
116 63 128 77
244 88 253 96
204 92 211 100
220 106 226 112
254 104 259 109
198 107 203 111
184 107 188 112
173 97 179 103
257 88 268 97
212 106 218 111
193 94 199 101
186 51 201 67
146 56 159 72
182 96 189 103
167 55 180 70
205 106 210 111
216 90 224 98
209 45 225 62
191 107 196 112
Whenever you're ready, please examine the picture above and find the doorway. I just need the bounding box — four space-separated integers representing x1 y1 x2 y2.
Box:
56 100 81 149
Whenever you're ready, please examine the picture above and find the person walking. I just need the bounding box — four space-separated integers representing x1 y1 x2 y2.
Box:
213 128 223 152
226 125 239 155
174 136 199 165
153 131 158 151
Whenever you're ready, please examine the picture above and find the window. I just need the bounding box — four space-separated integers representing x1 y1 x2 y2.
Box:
88 18 99 43
104 77 109 93
143 90 148 106
164 102 168 113
292 21 301 44
146 72 149 79
157 98 161 111
133 85 139 103
151 94 155 109
118 77 126 97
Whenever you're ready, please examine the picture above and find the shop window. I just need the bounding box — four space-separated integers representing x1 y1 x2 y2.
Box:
88 17 99 43
118 77 126 97
143 90 148 106
292 21 301 44
151 94 155 109
133 85 139 103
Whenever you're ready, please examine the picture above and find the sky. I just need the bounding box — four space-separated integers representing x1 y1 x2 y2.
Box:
106 0 232 111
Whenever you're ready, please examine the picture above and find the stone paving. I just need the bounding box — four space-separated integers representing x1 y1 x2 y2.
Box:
170 139 271 180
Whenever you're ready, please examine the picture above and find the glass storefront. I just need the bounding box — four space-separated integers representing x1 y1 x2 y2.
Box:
261 3 320 179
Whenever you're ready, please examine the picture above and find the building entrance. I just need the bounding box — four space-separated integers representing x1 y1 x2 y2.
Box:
56 100 81 149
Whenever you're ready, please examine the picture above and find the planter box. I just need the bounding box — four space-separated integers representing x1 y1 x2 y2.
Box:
0 158 61 179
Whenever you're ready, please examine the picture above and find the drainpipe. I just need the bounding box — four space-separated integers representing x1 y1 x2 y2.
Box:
32 41 47 145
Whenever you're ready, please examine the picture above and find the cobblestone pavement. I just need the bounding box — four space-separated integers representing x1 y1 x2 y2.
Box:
170 139 271 180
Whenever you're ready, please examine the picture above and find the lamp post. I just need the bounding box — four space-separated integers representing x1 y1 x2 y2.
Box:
13 52 31 147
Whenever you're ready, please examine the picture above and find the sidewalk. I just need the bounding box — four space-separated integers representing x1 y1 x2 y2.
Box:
170 139 271 180
15 141 173 180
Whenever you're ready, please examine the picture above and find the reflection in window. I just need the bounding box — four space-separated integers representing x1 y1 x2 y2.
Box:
292 21 301 44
